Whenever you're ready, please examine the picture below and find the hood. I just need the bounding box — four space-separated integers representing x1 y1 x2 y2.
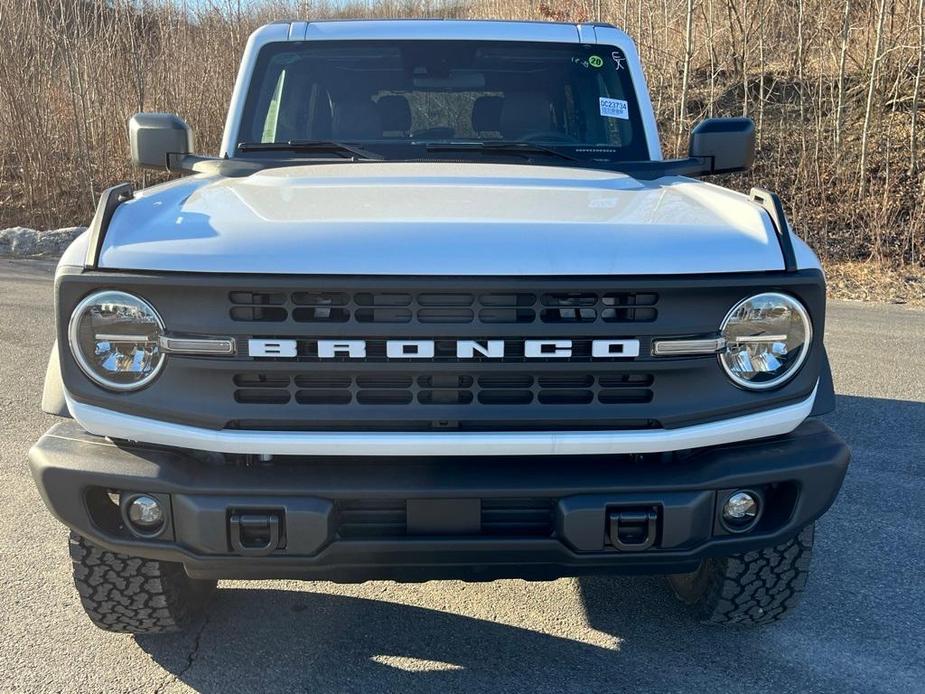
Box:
99 162 786 275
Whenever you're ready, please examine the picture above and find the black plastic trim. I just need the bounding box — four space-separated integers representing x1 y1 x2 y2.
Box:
83 183 134 270
29 419 850 581
810 346 836 416
750 187 798 272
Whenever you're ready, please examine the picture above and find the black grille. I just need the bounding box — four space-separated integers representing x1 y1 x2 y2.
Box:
335 499 554 539
58 271 827 434
234 371 654 407
230 290 658 324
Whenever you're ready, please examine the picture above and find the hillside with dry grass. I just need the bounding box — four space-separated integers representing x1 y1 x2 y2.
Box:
1 0 924 295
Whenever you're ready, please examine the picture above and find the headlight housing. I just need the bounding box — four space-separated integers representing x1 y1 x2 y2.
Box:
68 290 165 391
719 292 812 390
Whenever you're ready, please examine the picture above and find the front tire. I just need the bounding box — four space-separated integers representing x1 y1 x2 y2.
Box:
69 531 216 634
667 524 815 626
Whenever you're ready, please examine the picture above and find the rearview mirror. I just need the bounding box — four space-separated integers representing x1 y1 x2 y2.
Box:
689 117 755 174
129 113 194 170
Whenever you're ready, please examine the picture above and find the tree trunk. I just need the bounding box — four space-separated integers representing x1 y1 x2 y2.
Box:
859 0 889 200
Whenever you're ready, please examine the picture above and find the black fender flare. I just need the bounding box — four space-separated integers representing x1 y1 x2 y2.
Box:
41 341 71 418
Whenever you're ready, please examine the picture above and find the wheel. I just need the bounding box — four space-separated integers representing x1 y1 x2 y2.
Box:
68 531 216 634
667 524 815 626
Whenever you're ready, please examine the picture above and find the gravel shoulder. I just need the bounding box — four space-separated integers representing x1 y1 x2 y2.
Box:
1 260 922 693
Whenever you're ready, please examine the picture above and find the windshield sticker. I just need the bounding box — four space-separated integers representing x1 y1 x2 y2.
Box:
611 52 626 70
600 97 629 120
588 55 603 68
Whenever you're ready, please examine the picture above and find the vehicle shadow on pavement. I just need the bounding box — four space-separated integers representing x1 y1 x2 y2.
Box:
136 587 625 692
133 575 849 693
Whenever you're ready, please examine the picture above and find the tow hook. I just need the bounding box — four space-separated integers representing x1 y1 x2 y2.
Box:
229 512 282 556
608 508 658 551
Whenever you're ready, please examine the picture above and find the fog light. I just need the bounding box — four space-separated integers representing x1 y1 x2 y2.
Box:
125 494 164 532
722 491 759 530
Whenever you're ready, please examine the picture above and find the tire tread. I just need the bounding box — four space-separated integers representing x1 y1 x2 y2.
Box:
69 531 215 634
668 524 815 626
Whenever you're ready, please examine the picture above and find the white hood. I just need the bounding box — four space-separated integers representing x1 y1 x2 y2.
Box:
98 162 789 275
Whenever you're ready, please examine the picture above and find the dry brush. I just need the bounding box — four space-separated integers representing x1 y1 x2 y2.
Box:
0 0 923 266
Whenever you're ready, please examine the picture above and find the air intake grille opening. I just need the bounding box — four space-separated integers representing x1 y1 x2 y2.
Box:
230 290 658 324
334 498 554 538
481 499 555 536
232 372 655 407
337 500 407 538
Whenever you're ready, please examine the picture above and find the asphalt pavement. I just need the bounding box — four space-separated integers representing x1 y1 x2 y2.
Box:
1 259 922 693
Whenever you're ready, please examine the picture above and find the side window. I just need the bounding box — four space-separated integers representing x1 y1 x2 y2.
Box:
261 69 286 142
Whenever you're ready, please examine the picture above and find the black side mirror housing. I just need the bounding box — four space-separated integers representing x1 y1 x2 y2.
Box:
689 117 755 174
129 113 194 170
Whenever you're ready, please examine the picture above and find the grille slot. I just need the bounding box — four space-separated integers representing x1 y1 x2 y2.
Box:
229 290 658 324
294 375 352 389
598 389 652 404
291 292 349 306
479 390 534 405
355 307 412 323
292 307 350 322
337 500 407 538
295 390 351 405
233 374 288 388
481 499 555 536
418 389 474 404
234 389 290 405
478 375 534 389
537 390 594 404
356 390 414 405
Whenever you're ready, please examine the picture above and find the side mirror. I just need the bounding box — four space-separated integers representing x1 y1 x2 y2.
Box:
689 117 755 174
129 113 194 170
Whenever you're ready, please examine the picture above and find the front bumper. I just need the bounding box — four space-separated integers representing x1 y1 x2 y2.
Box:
29 420 849 581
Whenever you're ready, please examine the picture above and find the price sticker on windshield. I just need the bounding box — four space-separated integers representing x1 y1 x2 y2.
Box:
600 98 629 120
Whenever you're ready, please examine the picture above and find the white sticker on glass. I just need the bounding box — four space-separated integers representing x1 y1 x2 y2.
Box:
599 97 629 120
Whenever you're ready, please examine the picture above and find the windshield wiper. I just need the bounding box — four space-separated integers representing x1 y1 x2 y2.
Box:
237 140 382 160
424 141 579 162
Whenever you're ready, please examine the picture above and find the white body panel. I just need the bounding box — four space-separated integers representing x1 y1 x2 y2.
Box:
65 386 816 457
98 163 786 275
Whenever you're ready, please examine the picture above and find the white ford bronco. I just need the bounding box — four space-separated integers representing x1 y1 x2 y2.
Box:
30 19 849 633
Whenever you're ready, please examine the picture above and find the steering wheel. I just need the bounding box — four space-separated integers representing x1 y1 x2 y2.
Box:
518 131 580 144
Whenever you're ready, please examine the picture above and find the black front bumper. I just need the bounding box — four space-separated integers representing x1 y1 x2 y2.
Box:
29 420 849 582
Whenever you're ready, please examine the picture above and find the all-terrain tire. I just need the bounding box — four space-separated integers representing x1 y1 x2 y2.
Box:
69 531 216 634
667 523 815 626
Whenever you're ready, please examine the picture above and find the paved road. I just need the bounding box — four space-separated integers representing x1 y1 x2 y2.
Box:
1 259 922 693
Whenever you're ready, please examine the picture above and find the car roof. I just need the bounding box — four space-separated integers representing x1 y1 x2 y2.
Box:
259 19 626 44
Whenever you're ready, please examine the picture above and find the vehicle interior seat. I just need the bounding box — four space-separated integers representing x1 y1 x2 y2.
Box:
499 92 553 139
377 95 412 138
332 96 382 140
471 96 504 138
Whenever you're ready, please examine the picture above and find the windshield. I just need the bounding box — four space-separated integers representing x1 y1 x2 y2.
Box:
237 40 650 162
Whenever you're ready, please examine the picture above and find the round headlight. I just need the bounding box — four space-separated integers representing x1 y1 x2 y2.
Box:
68 290 165 391
719 292 812 390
